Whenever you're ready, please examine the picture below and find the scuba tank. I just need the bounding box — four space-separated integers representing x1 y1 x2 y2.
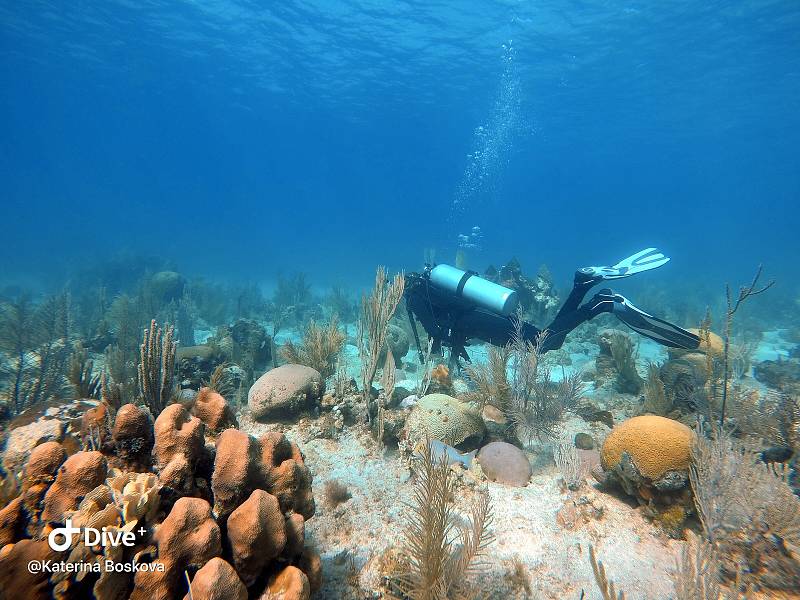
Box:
428 264 519 317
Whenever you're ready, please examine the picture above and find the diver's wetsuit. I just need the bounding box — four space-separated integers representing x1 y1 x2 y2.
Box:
405 266 699 364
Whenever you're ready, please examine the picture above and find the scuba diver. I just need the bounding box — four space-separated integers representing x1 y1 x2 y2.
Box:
404 248 700 365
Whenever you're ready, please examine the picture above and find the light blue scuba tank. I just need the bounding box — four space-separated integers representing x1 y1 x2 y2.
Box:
429 264 519 316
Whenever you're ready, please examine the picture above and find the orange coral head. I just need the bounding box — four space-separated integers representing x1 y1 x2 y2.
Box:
431 364 451 385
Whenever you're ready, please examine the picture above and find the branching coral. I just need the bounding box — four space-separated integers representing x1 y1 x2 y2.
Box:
137 319 177 415
669 535 752 600
67 341 100 399
589 545 626 600
642 362 671 416
690 426 800 591
553 442 583 490
718 265 774 426
281 316 345 379
507 321 582 444
393 438 494 599
463 345 512 410
609 332 643 394
272 272 313 324
358 266 404 423
0 293 72 414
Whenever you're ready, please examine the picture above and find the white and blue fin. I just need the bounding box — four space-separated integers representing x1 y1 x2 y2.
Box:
582 248 670 281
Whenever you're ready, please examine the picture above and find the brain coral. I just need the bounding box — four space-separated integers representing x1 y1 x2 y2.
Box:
405 393 486 449
600 415 693 480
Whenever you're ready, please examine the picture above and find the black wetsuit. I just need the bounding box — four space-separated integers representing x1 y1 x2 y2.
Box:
404 268 617 363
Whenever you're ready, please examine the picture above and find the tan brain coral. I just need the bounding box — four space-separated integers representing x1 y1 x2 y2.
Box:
600 415 693 480
405 393 486 448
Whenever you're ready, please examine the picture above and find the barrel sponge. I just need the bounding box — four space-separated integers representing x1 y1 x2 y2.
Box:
600 415 693 480
405 393 486 449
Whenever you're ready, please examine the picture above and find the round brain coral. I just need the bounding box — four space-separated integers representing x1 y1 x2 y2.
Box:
405 393 485 449
600 415 693 480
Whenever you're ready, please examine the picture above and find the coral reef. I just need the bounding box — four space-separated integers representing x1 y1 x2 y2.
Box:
0 389 319 600
691 426 800 592
176 345 226 390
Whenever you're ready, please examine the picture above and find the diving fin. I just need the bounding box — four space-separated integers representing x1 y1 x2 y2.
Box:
580 248 670 282
607 291 700 350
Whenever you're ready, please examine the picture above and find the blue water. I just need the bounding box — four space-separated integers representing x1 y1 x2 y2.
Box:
2 1 799 305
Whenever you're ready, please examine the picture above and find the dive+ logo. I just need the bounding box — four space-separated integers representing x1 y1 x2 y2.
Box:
48 519 145 551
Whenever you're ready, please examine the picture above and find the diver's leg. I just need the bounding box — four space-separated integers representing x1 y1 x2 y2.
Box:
550 268 602 322
604 291 700 349
540 291 613 352
544 289 700 352
549 248 672 327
